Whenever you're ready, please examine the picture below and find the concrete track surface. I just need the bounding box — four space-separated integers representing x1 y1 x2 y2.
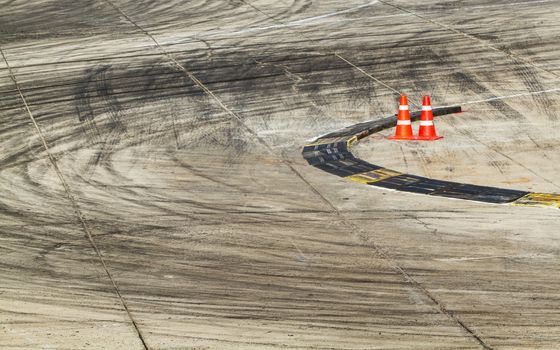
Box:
1 0 560 349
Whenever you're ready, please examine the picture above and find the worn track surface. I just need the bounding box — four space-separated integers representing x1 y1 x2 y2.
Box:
1 0 560 349
302 106 560 208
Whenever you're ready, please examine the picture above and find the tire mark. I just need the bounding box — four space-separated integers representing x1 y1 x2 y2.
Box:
0 46 150 350
452 72 526 121
378 0 560 81
74 65 128 175
102 1 495 348
516 65 557 121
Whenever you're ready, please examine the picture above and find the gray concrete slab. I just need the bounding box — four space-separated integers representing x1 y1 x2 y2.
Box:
1 0 560 349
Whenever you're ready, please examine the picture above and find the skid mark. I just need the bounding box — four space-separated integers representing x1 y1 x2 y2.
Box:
0 46 150 350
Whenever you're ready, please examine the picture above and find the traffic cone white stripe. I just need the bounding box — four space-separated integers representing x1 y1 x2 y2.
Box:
388 95 414 140
416 95 442 141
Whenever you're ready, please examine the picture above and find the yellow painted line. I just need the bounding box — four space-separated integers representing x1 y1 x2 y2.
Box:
304 135 358 150
513 192 560 208
346 168 402 184
346 135 359 148
305 136 352 147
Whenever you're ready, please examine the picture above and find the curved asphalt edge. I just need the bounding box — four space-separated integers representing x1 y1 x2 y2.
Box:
302 107 560 209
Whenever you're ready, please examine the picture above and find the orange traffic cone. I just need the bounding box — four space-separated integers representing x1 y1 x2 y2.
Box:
416 95 443 141
388 95 414 140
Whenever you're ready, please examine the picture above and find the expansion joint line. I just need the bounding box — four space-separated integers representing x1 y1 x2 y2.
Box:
235 0 413 104
101 0 336 206
378 0 560 80
224 2 490 349
334 53 405 97
102 0 265 145
0 48 150 350
103 0 489 347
